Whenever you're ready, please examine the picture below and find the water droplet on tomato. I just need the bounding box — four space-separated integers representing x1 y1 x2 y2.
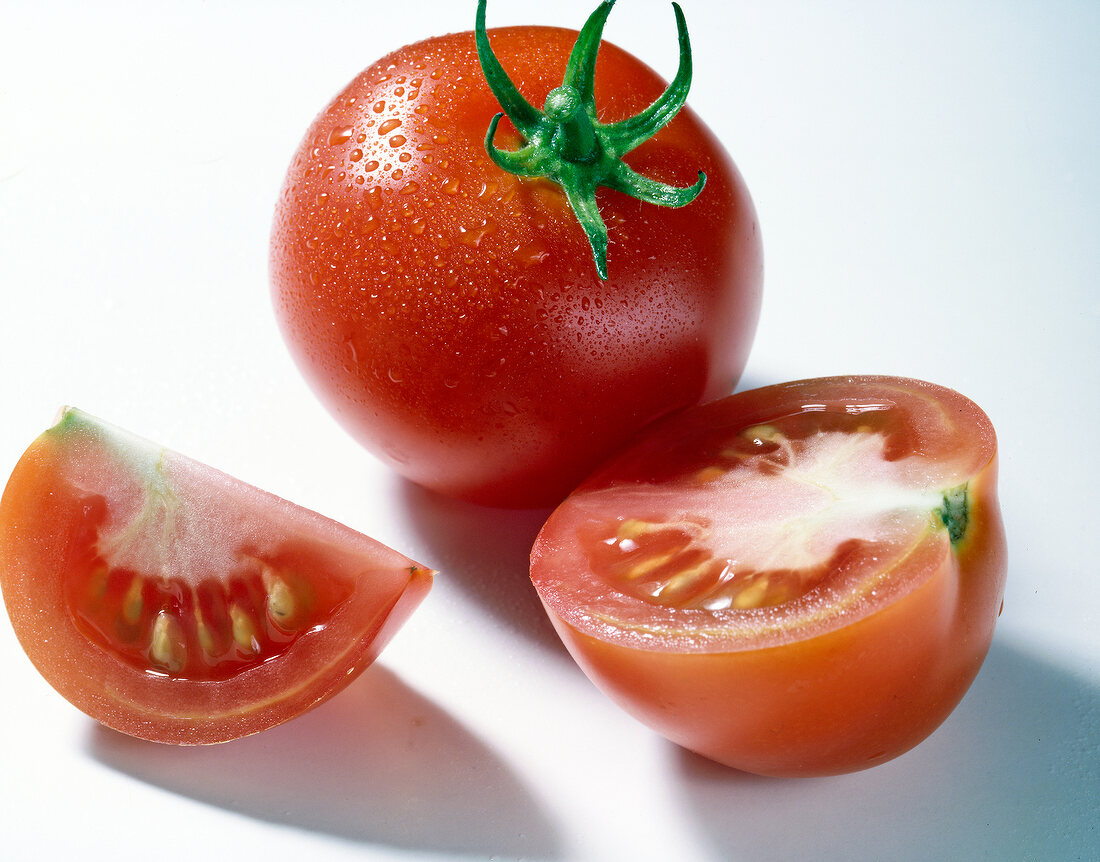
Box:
459 219 497 248
389 134 407 148
341 335 361 373
349 149 363 162
378 118 402 135
329 126 353 146
372 100 386 113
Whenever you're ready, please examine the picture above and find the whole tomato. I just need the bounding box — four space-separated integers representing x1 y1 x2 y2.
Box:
271 1 762 507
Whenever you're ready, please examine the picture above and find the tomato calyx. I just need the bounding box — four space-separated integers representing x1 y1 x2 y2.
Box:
937 484 969 544
475 0 706 279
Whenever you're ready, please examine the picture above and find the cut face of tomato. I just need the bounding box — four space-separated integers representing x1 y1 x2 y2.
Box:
531 376 1007 776
0 409 433 744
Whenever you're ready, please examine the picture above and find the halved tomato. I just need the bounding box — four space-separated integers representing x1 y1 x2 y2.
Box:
531 376 1007 776
0 408 432 744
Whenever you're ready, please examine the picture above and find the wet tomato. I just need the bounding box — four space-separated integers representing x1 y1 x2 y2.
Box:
0 409 432 744
270 1 762 507
531 376 1007 776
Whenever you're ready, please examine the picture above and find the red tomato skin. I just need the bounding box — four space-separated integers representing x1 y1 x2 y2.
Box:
0 414 433 745
531 377 1007 776
270 24 762 508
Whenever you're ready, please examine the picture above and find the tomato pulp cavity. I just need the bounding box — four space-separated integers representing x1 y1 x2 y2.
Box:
531 377 1007 776
271 0 762 507
0 409 433 744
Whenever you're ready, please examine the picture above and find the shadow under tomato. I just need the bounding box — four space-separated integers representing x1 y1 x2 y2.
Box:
398 479 566 654
675 635 1100 862
87 664 562 859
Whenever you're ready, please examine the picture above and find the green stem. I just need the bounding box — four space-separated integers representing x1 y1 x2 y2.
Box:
544 86 600 164
475 0 706 279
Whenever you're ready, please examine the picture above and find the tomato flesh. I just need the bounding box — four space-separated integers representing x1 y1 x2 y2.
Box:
531 376 1007 776
0 409 433 744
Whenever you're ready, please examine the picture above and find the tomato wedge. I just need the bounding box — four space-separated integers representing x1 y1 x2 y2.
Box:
531 376 1007 776
0 409 433 744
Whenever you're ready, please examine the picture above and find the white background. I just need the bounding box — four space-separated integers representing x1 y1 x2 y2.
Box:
1 1 1097 859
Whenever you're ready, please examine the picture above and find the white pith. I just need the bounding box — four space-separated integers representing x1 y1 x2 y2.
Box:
689 426 944 576
58 409 277 582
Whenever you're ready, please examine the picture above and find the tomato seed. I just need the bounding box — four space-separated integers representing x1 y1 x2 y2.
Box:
261 567 297 628
121 576 144 626
732 577 769 609
229 605 260 656
149 612 186 673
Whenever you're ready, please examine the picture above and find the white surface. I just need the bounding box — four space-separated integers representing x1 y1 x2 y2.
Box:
1 1 1097 859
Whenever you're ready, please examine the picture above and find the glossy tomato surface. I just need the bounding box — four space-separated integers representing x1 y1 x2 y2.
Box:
531 376 1007 776
270 15 762 507
0 409 433 744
